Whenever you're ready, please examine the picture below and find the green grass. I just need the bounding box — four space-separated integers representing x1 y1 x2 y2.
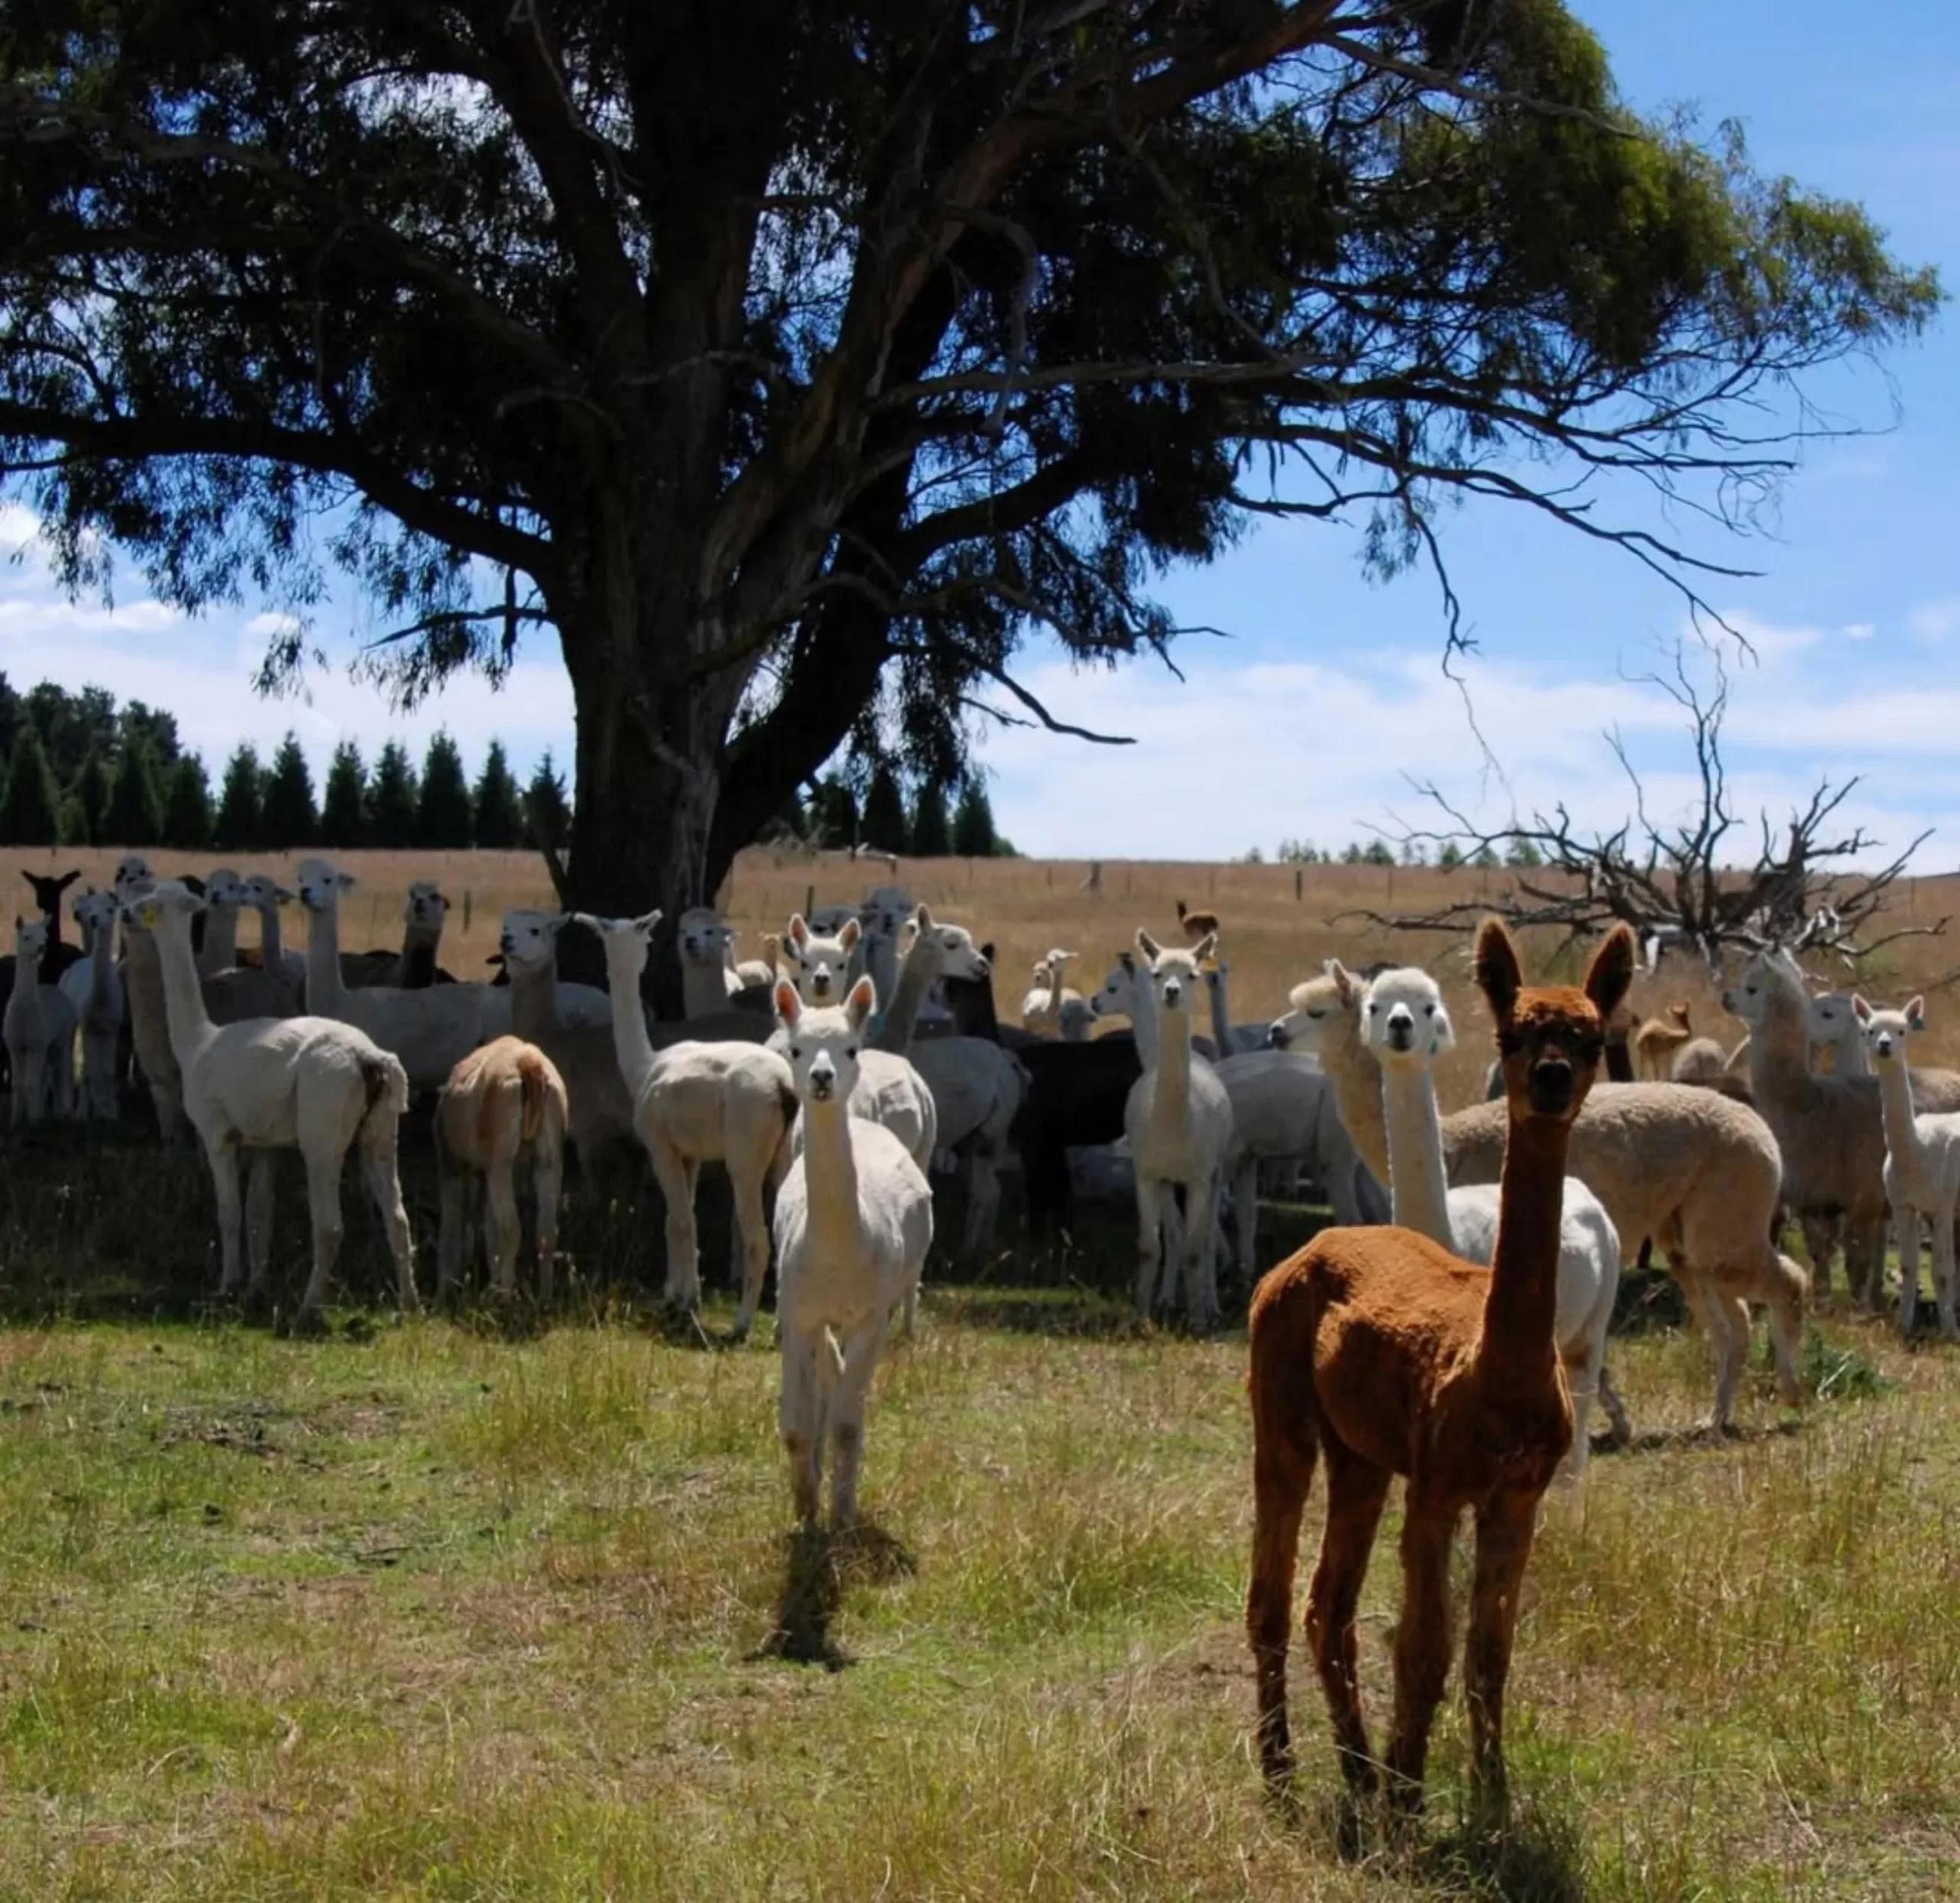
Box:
3 1284 1960 1901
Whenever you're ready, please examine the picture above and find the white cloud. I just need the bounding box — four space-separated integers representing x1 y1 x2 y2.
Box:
1907 597 1960 643
1842 621 1876 640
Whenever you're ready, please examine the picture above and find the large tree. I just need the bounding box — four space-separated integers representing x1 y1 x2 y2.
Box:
261 731 319 848
0 2 1935 989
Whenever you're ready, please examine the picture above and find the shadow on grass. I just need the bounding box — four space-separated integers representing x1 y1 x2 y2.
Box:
752 1521 917 1671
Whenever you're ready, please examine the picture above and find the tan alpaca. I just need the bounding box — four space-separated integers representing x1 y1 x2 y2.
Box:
1247 920 1635 1826
435 1037 569 1303
1632 1002 1694 1080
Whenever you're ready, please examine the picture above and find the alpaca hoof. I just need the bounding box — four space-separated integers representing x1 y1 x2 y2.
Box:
283 1306 332 1341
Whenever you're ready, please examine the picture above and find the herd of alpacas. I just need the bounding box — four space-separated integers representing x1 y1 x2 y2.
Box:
6 853 1959 1829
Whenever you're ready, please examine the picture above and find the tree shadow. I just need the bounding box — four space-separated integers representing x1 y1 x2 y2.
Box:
750 1520 917 1670
1413 1800 1589 1903
1589 1414 1802 1460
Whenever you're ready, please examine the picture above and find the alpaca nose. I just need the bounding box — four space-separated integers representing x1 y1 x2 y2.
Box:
1528 1057 1575 1115
1164 980 1182 1007
808 1056 837 1101
1385 1007 1414 1051
1267 1021 1289 1050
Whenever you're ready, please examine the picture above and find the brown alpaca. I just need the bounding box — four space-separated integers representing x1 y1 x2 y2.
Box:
1176 898 1220 943
1631 1002 1693 1081
1246 917 1635 1827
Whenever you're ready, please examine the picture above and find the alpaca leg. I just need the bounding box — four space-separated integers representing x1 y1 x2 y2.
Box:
1681 1265 1741 1430
827 1316 889 1529
652 1143 701 1313
1464 1489 1542 1831
436 1170 468 1300
778 1326 823 1525
1156 1184 1185 1312
1384 1499 1458 1812
207 1137 246 1296
1304 1446 1392 1798
485 1159 522 1297
1181 1175 1220 1333
1233 1157 1259 1283
1246 1392 1321 1787
14 1048 41 1127
1896 1203 1922 1337
729 1161 774 1342
1798 1211 1837 1305
296 1150 348 1317
1596 1358 1632 1447
1557 1354 1596 1487
531 1147 563 1303
961 1146 1001 1261
243 1149 276 1294
1132 1171 1165 1320
360 1136 419 1314
1934 1197 1960 1342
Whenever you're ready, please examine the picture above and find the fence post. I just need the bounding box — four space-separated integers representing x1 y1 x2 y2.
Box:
1295 866 1302 903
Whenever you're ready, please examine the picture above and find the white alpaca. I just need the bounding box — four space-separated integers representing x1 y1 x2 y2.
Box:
1361 966 1625 1480
1021 950 1083 1034
435 1036 569 1303
856 884 912 1002
60 888 125 1119
582 911 797 1336
1124 931 1234 1329
122 880 416 1317
237 873 309 989
782 911 861 1005
198 868 248 976
1857 996 1960 1339
874 906 1024 1262
5 916 77 1123
296 858 492 1089
678 906 745 1017
771 975 933 1526
1202 960 1271 1055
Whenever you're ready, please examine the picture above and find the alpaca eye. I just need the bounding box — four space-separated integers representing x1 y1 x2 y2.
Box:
1423 1003 1435 1015
845 1045 859 1058
790 1045 802 1060
1308 1009 1324 1021
1366 1002 1377 1014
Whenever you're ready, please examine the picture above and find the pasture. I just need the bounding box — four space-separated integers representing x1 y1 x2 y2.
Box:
3 846 1960 1899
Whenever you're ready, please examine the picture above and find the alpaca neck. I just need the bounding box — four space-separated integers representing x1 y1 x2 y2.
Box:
1326 1032 1391 1186
302 901 351 1016
874 942 935 1052
1746 978 1809 1097
681 956 727 1021
258 901 286 969
863 931 899 1008
147 914 216 1064
1148 1000 1194 1129
508 957 560 1044
87 914 115 1015
1207 967 1233 1053
1605 1035 1634 1084
1829 1034 1870 1081
1378 1058 1454 1250
1477 1112 1575 1393
599 939 657 1097
199 903 238 976
1875 1058 1921 1159
397 918 443 986
1126 975 1161 1067
800 1097 863 1257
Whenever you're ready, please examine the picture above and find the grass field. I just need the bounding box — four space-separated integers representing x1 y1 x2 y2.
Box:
3 845 1960 1898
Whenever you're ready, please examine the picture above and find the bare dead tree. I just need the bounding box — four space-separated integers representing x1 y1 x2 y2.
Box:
1351 637 1945 970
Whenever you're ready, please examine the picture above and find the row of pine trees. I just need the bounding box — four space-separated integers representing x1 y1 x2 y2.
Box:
0 710 570 852
802 766 1011 860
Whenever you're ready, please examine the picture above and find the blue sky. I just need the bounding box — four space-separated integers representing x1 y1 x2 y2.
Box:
3 0 1956 866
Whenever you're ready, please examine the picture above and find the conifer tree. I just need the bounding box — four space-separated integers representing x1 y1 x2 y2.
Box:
320 741 369 849
260 731 318 848
472 740 524 850
213 744 263 852
416 732 474 849
162 754 214 850
0 730 60 846
860 766 907 856
103 737 165 845
909 780 952 858
368 741 420 849
950 782 998 858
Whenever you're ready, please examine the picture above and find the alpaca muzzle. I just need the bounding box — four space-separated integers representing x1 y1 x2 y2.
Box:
1527 1058 1575 1115
1266 1020 1289 1050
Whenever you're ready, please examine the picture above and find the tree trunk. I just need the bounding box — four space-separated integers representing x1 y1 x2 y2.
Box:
556 546 749 1021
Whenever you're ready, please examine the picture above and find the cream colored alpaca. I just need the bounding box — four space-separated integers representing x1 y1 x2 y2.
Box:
296 858 492 1089
237 872 309 989
1360 966 1625 1480
678 906 744 1017
396 880 450 985
60 888 124 1120
6 916 76 1123
1125 930 1234 1329
1021 950 1082 1033
1857 997 1960 1339
198 868 247 976
123 880 416 1317
1632 1002 1693 1080
1274 961 1807 1431
783 911 861 1004
771 976 933 1526
435 1037 568 1303
584 911 799 1334
1723 948 1890 1311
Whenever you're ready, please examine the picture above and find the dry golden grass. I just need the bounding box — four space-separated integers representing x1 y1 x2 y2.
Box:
13 842 1957 1107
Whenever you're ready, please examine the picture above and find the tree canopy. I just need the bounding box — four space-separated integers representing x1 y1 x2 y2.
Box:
212 744 263 852
368 742 419 850
321 741 370 849
416 733 475 849
0 0 1937 947
0 729 60 846
261 732 318 848
472 741 524 851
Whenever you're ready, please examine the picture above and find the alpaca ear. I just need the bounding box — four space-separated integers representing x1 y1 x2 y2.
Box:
1473 919 1524 1021
913 902 933 930
634 909 663 938
1326 960 1361 1009
1430 1002 1457 1054
787 914 809 950
1135 928 1162 963
1193 931 1218 965
1907 996 1927 1032
844 973 877 1029
773 978 803 1025
898 919 920 956
1852 994 1872 1023
839 917 862 952
1583 923 1638 1023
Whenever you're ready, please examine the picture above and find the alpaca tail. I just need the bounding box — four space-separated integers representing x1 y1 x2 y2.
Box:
1244 1260 1325 1790
514 1045 554 1146
358 1049 410 1130
818 1324 846 1391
